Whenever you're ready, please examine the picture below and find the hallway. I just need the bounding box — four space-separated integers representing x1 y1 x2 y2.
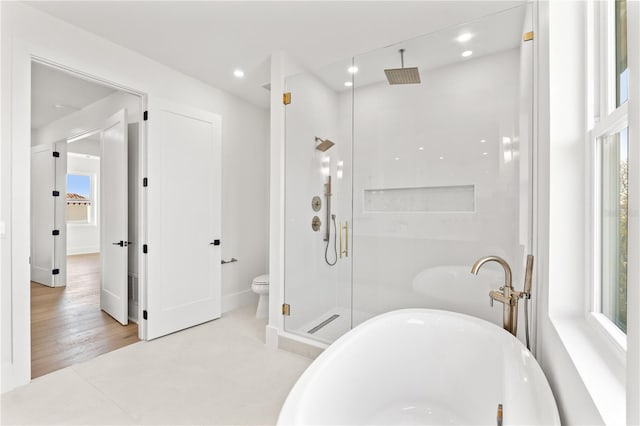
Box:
31 253 138 378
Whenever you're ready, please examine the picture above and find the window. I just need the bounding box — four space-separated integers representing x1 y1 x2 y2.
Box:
615 0 628 106
590 0 629 336
599 128 628 332
66 174 93 223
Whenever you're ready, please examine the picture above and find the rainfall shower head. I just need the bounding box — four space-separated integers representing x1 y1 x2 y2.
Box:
384 49 421 85
315 137 335 152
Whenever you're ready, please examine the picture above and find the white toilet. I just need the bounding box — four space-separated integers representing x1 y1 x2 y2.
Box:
251 274 269 319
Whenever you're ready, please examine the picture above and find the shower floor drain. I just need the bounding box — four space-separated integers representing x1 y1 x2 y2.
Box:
307 314 340 334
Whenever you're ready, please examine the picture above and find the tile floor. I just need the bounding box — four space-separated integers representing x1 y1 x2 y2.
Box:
2 305 313 425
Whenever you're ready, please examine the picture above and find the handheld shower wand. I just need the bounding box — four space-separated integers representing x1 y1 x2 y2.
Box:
324 176 332 242
324 176 337 266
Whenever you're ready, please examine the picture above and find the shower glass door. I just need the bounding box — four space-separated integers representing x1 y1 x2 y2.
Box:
282 63 354 343
283 3 534 345
351 4 535 341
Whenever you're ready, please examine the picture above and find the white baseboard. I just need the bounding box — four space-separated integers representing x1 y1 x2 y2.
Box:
222 289 257 313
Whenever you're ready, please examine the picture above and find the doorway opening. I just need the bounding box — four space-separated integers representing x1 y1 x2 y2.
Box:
30 60 143 378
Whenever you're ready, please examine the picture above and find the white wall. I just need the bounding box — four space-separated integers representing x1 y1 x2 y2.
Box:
1 2 269 391
349 48 525 333
66 152 100 255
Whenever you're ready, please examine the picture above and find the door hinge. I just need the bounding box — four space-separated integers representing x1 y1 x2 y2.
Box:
143 177 148 187
143 244 148 254
52 190 60 197
52 151 60 158
282 303 291 316
283 92 291 105
52 229 60 236
143 111 148 121
52 268 60 275
143 310 148 320
523 31 534 42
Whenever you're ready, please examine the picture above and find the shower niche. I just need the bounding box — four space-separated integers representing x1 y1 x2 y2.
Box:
283 3 534 345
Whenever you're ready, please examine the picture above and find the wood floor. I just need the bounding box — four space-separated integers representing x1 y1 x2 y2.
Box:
31 253 138 379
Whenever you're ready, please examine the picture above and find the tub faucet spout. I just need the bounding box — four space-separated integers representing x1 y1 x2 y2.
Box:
471 256 520 335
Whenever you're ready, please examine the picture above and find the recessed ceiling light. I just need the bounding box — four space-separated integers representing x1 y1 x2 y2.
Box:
394 157 400 161
480 139 486 143
233 69 245 78
482 152 488 156
457 33 473 43
418 147 424 151
348 66 359 74
344 81 353 87
439 156 445 160
462 50 473 58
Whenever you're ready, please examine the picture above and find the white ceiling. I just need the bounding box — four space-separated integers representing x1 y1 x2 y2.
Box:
317 5 527 92
25 1 527 108
31 62 116 129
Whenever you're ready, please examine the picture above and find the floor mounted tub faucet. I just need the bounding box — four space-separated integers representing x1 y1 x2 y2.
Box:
471 255 521 335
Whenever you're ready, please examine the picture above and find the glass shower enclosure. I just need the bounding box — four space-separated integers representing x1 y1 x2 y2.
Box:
283 4 534 345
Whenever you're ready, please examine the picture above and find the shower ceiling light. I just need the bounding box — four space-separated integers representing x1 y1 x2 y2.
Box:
233 69 244 78
348 66 359 74
344 81 353 87
457 33 473 43
462 50 473 57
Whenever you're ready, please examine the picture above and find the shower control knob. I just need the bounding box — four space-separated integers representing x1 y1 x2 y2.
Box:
311 216 321 232
311 196 322 212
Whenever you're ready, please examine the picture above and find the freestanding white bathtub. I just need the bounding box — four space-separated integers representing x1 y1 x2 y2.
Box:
278 309 560 425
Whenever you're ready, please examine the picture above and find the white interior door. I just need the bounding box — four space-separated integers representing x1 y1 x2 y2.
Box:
31 145 56 286
31 143 67 287
54 142 67 287
146 99 221 340
100 109 129 325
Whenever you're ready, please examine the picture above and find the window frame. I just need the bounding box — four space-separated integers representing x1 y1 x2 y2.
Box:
587 0 629 351
66 171 97 226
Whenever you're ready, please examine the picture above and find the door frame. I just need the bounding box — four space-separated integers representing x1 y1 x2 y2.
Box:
6 39 149 389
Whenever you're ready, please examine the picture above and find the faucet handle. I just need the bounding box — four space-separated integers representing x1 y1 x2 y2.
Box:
490 295 494 307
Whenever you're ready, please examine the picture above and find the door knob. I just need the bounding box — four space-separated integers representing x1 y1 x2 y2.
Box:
210 239 221 246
